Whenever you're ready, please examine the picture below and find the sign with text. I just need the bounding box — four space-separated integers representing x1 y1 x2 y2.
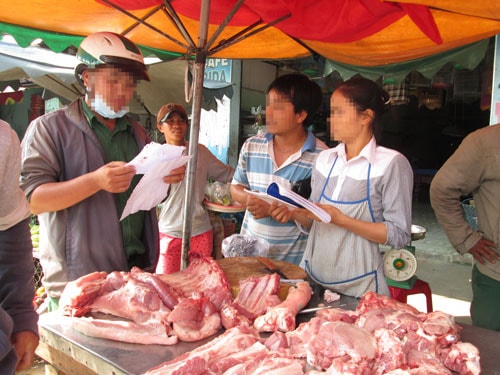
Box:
204 59 232 89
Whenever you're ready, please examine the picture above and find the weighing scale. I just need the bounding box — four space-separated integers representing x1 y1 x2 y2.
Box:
383 225 427 289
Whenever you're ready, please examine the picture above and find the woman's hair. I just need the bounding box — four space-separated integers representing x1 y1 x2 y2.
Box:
267 73 323 127
335 76 390 143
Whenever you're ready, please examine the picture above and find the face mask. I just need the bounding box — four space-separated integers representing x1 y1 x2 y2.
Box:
90 93 129 119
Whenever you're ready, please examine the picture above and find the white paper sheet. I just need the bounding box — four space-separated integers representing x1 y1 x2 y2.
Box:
120 143 191 221
244 189 298 210
127 142 185 174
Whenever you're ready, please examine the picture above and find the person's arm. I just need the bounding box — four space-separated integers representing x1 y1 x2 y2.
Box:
29 161 135 215
377 154 413 248
229 183 248 206
430 133 484 254
468 237 499 265
30 161 185 215
12 331 39 371
229 142 250 206
230 183 277 219
204 146 235 184
271 204 313 228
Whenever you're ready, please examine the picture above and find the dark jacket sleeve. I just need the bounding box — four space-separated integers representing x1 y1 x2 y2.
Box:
0 219 39 338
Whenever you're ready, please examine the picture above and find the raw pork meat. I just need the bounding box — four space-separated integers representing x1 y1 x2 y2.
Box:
143 325 261 375
131 267 182 309
60 257 233 345
254 281 312 332
306 321 377 370
157 257 233 309
232 273 282 320
438 342 481 375
59 271 108 317
219 302 252 330
142 291 482 375
167 296 221 342
89 276 171 324
72 316 178 345
372 328 407 374
357 291 420 315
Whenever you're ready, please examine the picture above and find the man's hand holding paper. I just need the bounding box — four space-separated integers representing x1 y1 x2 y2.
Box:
120 142 191 220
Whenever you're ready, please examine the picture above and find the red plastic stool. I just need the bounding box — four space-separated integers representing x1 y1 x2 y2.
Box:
389 278 433 312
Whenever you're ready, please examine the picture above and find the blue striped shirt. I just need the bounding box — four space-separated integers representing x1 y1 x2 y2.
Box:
232 130 328 264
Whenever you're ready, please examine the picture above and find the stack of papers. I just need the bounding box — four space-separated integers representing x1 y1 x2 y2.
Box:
120 143 191 221
245 182 331 223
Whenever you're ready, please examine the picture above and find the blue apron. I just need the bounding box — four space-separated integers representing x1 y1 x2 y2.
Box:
301 156 389 298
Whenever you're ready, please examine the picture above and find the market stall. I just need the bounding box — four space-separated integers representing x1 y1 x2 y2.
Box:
36 288 500 375
35 293 357 375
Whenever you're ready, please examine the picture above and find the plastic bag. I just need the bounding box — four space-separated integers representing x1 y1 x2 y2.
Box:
206 181 232 206
222 234 270 258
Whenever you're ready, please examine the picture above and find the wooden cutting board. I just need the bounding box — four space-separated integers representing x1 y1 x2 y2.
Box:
216 257 307 300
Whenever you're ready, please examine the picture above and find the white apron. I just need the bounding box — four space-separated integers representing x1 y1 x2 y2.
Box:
301 157 389 298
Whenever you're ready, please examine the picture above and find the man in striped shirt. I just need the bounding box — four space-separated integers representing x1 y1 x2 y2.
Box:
230 74 328 265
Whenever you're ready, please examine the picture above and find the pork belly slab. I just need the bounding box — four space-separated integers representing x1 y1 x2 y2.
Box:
72 316 178 345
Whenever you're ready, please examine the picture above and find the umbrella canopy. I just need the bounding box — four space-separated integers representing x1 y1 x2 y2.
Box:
0 1 499 64
0 36 196 115
1 0 499 268
324 38 491 85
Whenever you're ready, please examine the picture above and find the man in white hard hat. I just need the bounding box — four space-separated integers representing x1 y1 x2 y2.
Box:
20 32 185 311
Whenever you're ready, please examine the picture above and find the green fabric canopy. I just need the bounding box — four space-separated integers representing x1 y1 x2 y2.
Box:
0 21 181 60
324 39 490 84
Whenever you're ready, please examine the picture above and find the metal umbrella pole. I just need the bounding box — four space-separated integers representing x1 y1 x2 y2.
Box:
180 0 210 270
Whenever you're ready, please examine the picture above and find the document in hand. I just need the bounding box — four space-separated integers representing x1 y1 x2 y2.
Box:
120 143 191 221
245 182 331 223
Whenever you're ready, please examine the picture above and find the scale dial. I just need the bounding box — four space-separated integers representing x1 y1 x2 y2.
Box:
383 248 418 281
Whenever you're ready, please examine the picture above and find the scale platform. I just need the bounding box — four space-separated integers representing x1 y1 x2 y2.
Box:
387 274 418 289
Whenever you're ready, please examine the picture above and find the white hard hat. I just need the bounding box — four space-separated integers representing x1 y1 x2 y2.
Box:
76 31 149 81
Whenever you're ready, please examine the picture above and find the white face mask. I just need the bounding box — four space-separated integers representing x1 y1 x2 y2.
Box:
90 93 129 119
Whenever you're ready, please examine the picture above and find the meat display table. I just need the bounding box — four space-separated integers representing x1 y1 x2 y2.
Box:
36 312 216 375
35 293 356 375
36 295 500 375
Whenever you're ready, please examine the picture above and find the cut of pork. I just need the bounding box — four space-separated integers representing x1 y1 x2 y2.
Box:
232 273 282 320
219 302 252 330
168 296 221 342
72 316 178 345
306 320 377 371
157 257 233 309
143 325 261 375
59 271 108 317
438 342 481 375
254 281 312 332
357 291 420 315
89 276 171 325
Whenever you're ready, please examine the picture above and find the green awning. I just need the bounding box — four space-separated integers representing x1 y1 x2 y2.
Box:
0 21 181 60
324 39 490 84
